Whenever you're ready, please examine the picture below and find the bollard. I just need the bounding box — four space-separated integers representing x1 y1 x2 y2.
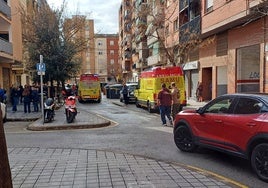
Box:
0 110 13 188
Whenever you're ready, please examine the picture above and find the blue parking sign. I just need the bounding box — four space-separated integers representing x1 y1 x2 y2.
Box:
36 63 46 72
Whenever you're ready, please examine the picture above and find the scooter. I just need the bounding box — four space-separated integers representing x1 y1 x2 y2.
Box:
44 98 55 123
65 96 77 123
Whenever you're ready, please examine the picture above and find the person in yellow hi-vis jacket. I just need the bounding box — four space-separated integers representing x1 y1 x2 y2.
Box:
170 82 180 121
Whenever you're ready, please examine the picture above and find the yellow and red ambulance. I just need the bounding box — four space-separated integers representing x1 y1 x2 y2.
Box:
134 66 186 112
78 74 101 103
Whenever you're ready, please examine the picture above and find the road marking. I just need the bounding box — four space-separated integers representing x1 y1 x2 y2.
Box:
145 126 173 133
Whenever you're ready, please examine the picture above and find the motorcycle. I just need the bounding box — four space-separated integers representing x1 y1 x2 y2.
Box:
43 98 55 123
65 96 77 123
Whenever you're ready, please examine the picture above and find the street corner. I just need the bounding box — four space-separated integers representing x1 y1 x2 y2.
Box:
26 121 112 131
26 110 112 131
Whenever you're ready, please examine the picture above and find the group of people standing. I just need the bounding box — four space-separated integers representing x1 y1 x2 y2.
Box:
10 84 40 113
157 82 180 126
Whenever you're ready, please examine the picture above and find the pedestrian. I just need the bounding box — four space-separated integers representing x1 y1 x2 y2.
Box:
196 81 203 102
122 82 129 105
170 82 180 121
18 85 24 104
31 84 39 112
157 83 173 126
10 85 19 112
0 84 6 103
22 85 31 113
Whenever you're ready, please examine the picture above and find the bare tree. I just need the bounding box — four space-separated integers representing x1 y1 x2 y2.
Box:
136 0 202 66
20 1 90 87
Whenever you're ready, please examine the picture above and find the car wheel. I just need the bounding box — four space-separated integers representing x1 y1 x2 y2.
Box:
174 125 197 152
135 100 140 108
251 143 268 182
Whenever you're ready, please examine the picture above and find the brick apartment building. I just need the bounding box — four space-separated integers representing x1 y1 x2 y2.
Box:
95 34 120 84
197 0 268 101
119 0 268 100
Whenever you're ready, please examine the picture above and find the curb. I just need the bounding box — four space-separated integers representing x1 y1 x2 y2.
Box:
27 120 111 131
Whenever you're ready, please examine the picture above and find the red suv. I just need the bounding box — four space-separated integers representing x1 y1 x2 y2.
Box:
173 93 268 182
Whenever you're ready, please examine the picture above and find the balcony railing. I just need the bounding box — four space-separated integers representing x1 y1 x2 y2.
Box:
147 54 161 66
179 0 189 12
0 37 13 55
179 15 200 42
0 0 11 19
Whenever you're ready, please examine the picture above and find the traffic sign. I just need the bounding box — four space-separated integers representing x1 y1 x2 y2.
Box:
36 63 46 72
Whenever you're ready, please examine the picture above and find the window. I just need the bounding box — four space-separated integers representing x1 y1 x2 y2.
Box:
173 18 178 31
110 40 114 45
98 42 102 46
110 59 114 64
234 98 261 114
205 98 233 114
98 51 103 55
216 32 228 56
206 0 213 12
110 50 114 55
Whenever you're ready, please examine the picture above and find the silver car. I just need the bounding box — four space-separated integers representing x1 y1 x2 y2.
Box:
119 83 138 103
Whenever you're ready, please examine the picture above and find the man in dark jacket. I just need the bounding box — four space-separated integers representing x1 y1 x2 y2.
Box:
157 83 173 126
122 83 129 105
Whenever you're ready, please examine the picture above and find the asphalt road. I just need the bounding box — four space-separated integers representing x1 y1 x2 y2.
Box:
3 97 267 188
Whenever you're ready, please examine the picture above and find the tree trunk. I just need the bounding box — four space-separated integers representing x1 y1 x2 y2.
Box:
0 110 13 188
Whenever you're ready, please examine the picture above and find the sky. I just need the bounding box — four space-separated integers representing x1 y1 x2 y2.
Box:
46 0 121 34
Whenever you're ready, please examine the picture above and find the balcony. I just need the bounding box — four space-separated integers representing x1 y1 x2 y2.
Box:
136 17 147 28
147 54 161 66
0 37 13 55
138 42 148 58
122 61 131 72
0 0 11 19
124 50 132 60
179 15 200 42
202 0 265 37
179 0 189 12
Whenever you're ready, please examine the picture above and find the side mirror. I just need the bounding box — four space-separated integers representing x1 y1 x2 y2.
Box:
196 107 205 115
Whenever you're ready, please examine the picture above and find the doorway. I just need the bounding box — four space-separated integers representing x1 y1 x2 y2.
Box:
202 67 212 101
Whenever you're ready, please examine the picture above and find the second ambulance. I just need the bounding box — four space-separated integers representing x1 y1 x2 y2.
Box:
134 66 186 112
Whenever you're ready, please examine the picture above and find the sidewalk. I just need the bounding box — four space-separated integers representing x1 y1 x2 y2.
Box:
5 100 246 188
6 103 111 131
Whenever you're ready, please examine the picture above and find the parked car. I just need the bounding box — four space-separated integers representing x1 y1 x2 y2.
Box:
105 84 123 99
0 102 7 123
173 93 268 182
120 83 138 103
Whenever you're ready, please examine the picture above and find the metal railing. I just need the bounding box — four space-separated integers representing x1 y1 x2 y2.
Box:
0 0 11 19
0 38 13 55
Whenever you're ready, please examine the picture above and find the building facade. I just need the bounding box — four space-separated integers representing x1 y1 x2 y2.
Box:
119 0 134 82
119 0 268 101
95 34 120 83
198 0 267 101
0 0 13 93
81 19 95 76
